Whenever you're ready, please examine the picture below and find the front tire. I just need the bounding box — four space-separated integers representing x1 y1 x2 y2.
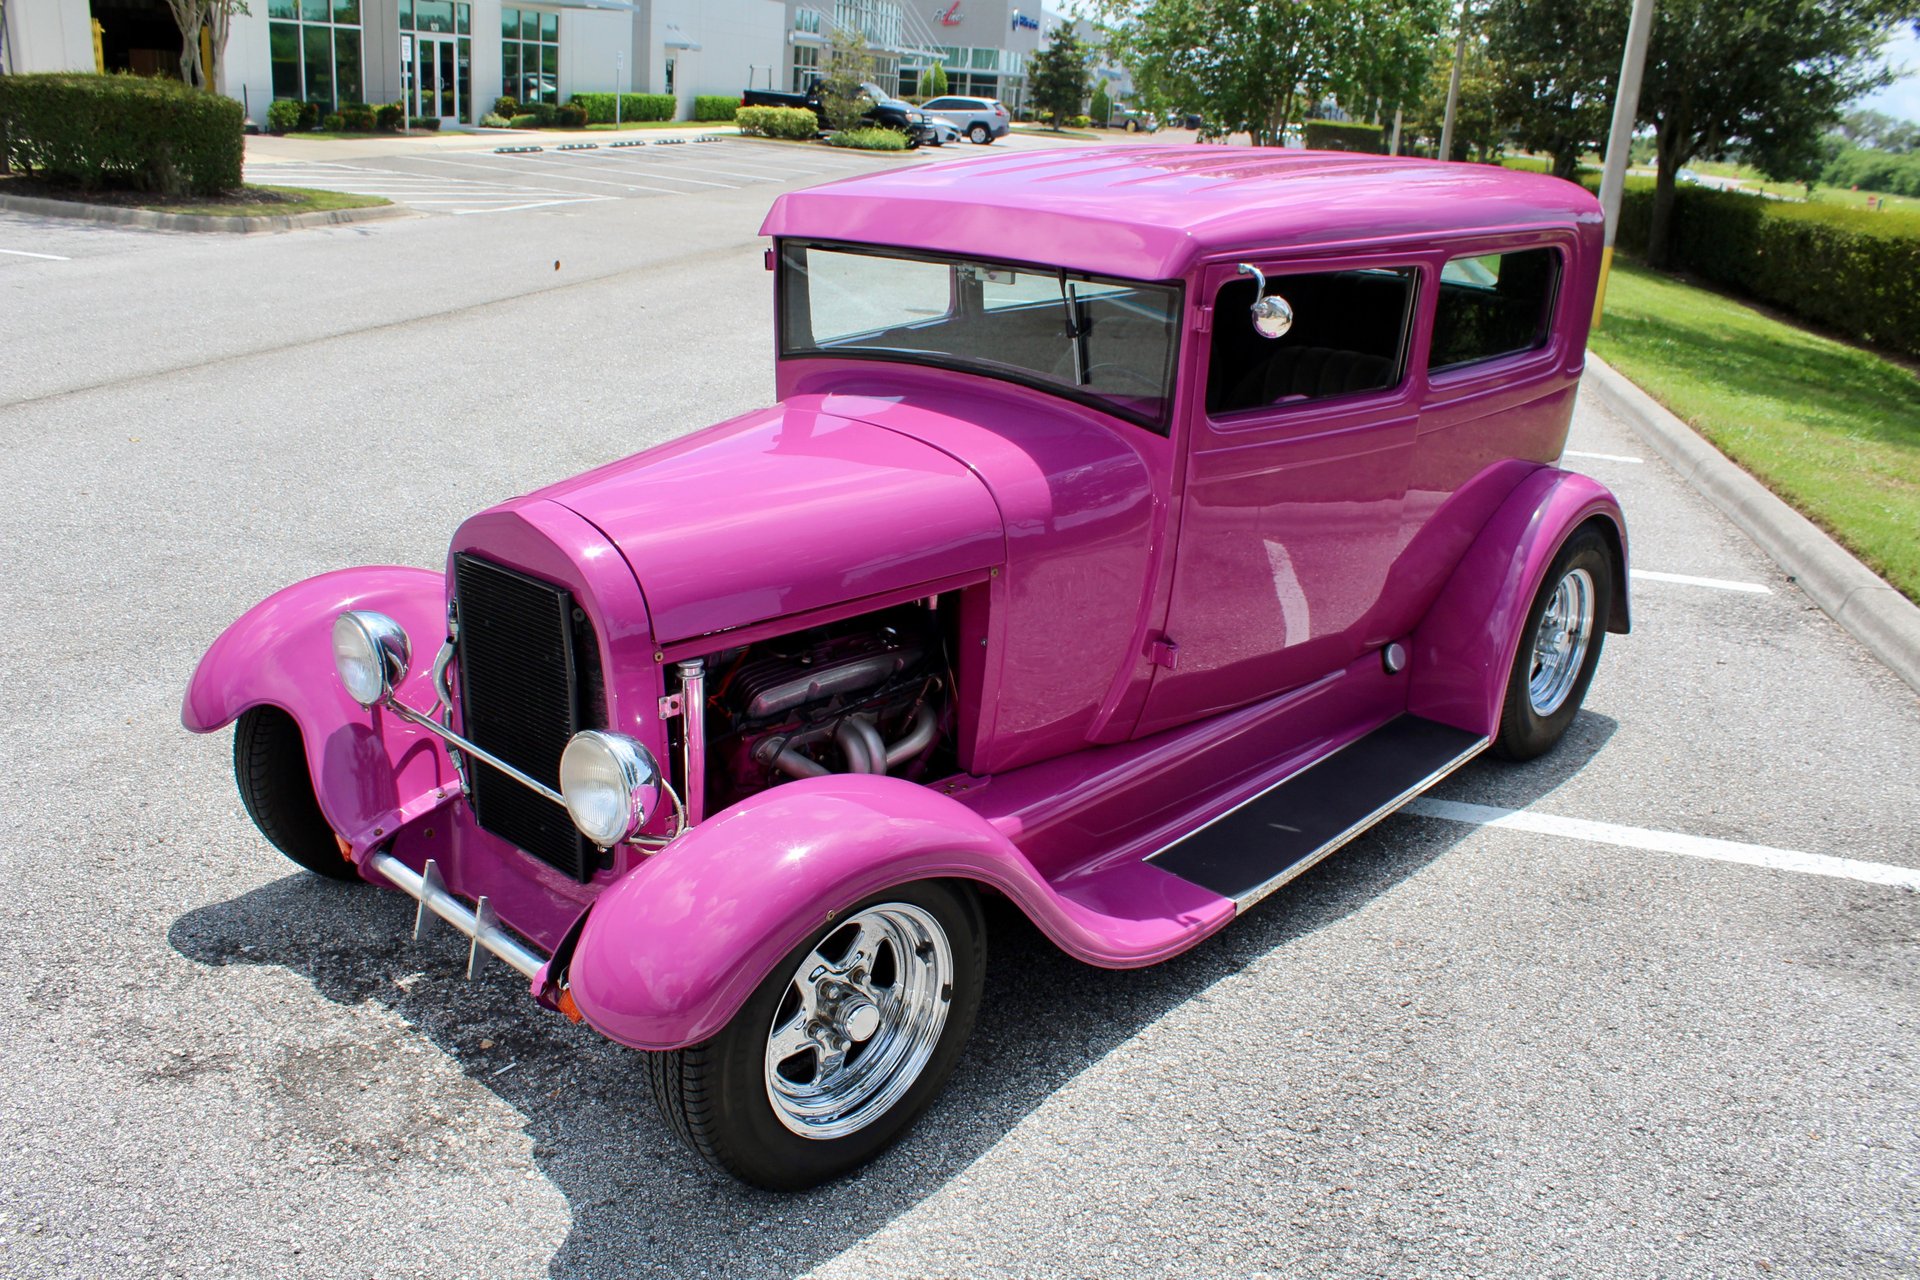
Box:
233 706 356 880
646 880 985 1190
968 122 991 144
1493 526 1613 761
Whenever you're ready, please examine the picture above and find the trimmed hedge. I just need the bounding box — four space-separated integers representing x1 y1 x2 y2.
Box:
569 92 675 123
736 105 819 140
1304 119 1384 154
1591 176 1920 358
825 126 907 151
0 72 242 196
693 94 739 122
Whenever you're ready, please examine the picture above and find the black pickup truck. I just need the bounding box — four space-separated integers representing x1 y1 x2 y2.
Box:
741 79 940 147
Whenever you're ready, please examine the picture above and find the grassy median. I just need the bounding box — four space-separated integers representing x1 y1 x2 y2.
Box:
1589 259 1920 602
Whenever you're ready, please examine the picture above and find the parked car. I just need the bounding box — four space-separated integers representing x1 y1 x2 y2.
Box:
919 94 1011 144
1106 105 1161 133
186 149 1628 1192
741 77 938 147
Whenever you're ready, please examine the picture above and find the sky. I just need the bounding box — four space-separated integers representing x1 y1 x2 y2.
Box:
1856 30 1920 120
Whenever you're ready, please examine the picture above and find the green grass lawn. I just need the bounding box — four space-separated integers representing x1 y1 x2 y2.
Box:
1 177 387 218
1589 260 1920 601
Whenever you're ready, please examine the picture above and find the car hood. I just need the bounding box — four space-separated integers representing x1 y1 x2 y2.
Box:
529 398 1005 644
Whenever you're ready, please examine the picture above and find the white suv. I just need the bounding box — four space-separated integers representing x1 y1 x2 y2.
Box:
919 96 1011 145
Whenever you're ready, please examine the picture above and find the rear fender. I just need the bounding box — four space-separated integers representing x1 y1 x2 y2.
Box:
181 566 455 847
565 774 1234 1051
1408 467 1629 737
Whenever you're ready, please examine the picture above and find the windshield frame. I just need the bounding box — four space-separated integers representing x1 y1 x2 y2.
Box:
776 238 1186 435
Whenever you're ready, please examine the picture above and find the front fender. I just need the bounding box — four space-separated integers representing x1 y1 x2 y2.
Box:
566 774 1234 1050
1408 467 1629 737
181 566 454 845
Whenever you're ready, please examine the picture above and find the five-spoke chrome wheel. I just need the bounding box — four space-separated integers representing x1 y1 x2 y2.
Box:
763 903 953 1140
1527 566 1596 716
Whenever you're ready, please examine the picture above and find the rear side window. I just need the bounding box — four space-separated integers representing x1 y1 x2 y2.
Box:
1428 247 1559 372
1207 267 1416 415
925 98 959 109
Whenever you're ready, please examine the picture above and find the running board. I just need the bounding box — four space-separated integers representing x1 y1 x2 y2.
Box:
1148 715 1488 911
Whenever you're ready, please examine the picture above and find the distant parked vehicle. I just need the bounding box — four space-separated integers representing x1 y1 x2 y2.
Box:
740 78 938 147
919 95 1010 145
1107 106 1160 133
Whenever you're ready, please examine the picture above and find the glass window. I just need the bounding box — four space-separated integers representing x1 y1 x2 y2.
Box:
1206 267 1416 415
521 10 537 39
457 37 470 113
399 0 412 26
267 0 296 18
416 0 452 32
502 42 519 86
302 24 333 103
300 0 327 21
270 22 301 97
781 244 1182 432
500 6 517 37
334 28 361 101
456 3 469 34
1429 248 1560 371
539 11 557 39
332 0 358 22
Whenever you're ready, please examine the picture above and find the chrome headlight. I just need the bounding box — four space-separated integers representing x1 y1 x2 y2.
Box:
560 731 662 848
332 611 411 707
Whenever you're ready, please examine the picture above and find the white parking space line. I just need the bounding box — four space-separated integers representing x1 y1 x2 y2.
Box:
0 248 69 260
1630 569 1772 594
1406 797 1920 891
452 197 617 215
403 154 689 196
1565 449 1644 463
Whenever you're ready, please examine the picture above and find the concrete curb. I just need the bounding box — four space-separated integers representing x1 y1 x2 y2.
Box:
0 193 409 233
1583 352 1920 697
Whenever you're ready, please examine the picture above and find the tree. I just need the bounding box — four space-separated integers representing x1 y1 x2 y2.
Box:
162 0 248 90
1329 0 1450 130
1410 35 1502 159
1837 106 1920 152
1636 0 1919 265
819 32 879 132
1481 0 1622 178
921 59 949 100
1090 79 1112 125
1029 31 1093 128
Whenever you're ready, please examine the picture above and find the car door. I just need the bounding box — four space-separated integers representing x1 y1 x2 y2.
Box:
1134 253 1427 735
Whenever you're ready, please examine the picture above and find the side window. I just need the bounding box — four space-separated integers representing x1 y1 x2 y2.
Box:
925 98 957 110
1207 267 1416 416
1429 247 1559 372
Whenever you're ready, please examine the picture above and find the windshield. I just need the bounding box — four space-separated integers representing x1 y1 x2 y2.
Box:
778 242 1182 431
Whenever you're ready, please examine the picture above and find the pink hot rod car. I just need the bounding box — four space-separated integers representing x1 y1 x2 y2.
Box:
185 148 1628 1189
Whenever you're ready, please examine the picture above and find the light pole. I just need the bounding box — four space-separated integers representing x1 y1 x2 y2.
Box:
1592 0 1656 328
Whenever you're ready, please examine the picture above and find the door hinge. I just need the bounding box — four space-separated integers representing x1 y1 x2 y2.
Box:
1149 636 1180 669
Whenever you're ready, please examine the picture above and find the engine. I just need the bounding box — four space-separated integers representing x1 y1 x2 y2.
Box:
702 604 953 810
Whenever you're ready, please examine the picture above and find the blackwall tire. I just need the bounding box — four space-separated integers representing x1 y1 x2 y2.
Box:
645 879 985 1190
969 123 990 144
233 706 357 880
1492 526 1613 762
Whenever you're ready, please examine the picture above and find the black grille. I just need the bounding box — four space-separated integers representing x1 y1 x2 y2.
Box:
454 554 598 881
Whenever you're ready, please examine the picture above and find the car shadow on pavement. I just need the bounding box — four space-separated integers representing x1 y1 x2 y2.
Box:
168 713 1615 1279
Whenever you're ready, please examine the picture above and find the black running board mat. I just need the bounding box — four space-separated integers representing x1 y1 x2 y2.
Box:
1149 715 1486 908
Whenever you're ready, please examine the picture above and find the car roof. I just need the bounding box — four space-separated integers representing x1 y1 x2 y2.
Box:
761 146 1602 280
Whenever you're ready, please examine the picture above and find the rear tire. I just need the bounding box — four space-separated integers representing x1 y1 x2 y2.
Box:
969 122 991 144
646 879 985 1190
1493 526 1613 762
233 706 356 880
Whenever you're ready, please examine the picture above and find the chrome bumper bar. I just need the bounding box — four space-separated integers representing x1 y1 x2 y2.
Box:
365 850 546 980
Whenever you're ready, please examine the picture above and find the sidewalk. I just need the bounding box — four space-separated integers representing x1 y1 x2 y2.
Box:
246 122 739 164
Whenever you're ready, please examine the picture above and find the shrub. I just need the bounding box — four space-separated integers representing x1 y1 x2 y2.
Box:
0 72 243 196
1090 82 1111 126
297 100 322 131
555 103 588 128
411 116 441 132
266 98 303 134
825 126 908 151
507 113 542 129
493 95 520 119
340 106 376 132
479 112 510 128
1590 176 1920 358
736 105 819 140
1304 119 1384 154
1068 115 1092 129
374 102 403 131
321 112 346 131
692 94 739 123
568 92 674 123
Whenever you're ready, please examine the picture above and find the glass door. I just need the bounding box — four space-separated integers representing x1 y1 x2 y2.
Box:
415 36 459 119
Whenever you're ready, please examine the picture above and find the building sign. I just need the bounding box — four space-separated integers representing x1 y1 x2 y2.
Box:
1011 13 1038 31
935 3 963 25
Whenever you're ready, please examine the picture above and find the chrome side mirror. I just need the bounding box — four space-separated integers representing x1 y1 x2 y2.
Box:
1237 263 1294 339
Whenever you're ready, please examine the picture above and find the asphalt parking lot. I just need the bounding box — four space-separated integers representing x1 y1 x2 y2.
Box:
1 153 1917 1280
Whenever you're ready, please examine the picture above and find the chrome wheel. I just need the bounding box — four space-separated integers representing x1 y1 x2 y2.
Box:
763 902 953 1140
1527 567 1596 716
